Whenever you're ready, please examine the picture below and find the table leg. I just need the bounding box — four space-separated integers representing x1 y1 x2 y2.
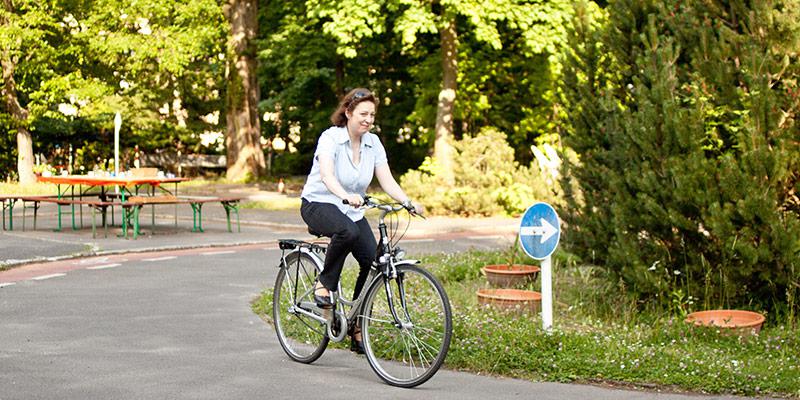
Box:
190 202 204 232
174 182 178 228
71 185 77 230
151 185 155 229
55 184 64 232
6 199 16 231
79 184 84 229
121 190 128 238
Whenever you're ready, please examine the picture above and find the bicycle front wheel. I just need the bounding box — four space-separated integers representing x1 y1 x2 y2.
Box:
272 252 329 363
361 264 452 388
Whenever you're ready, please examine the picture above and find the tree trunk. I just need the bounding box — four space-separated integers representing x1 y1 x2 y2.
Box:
1 48 35 185
224 0 265 181
435 16 457 184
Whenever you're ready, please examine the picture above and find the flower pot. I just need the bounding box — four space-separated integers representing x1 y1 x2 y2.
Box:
482 264 540 287
685 309 765 336
477 288 541 313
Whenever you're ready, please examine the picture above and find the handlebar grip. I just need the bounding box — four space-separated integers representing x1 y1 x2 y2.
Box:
343 195 370 205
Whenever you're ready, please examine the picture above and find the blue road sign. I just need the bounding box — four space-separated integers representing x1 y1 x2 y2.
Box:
519 202 560 260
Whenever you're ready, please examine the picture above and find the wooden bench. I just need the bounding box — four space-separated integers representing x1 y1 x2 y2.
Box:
3 193 243 239
17 196 122 238
1 195 63 231
125 195 243 238
1 195 24 231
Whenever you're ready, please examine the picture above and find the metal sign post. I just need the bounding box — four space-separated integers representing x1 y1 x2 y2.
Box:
518 202 561 331
114 112 122 194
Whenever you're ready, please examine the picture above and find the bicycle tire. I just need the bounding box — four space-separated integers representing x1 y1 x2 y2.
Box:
360 264 452 387
273 251 329 363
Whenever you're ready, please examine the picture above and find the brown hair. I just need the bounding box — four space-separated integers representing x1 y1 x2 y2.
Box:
330 88 377 127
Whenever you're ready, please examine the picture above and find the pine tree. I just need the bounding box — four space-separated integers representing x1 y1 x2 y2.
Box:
561 0 800 314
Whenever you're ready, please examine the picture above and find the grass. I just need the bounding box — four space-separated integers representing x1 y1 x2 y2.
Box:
0 182 57 195
423 249 800 397
252 248 800 397
241 197 301 211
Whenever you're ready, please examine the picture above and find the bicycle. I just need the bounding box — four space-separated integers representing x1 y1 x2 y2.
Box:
272 197 452 388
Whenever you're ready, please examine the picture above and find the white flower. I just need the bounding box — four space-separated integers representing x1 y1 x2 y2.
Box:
199 131 223 148
673 270 681 275
272 137 286 151
200 111 220 125
58 103 78 117
136 18 153 35
63 14 79 28
262 112 279 122
698 223 711 237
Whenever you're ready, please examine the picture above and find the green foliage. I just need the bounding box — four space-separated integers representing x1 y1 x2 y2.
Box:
256 0 574 177
400 128 561 216
560 0 800 313
421 250 508 284
257 0 430 175
431 249 800 397
0 115 16 181
252 248 800 397
1 0 227 179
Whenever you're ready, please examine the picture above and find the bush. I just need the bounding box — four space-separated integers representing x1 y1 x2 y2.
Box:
400 127 562 216
560 1 800 314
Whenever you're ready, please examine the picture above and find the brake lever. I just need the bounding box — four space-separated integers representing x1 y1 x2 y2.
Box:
411 211 427 220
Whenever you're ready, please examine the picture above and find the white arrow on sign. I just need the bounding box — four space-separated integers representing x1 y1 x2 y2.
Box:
520 218 557 244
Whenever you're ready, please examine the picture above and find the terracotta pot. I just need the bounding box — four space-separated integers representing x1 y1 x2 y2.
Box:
477 288 541 313
482 264 540 287
685 309 765 335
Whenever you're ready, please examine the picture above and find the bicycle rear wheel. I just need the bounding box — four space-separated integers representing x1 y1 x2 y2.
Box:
361 264 452 387
273 252 329 363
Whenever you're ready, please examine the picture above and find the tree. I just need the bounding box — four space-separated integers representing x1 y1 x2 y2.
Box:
0 0 227 181
304 0 572 179
433 15 457 182
0 0 59 184
257 0 427 175
561 0 800 312
225 0 265 181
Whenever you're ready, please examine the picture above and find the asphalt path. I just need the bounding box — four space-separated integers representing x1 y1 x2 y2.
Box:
1 240 757 400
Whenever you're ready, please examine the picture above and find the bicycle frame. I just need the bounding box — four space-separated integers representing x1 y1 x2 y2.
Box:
277 200 420 342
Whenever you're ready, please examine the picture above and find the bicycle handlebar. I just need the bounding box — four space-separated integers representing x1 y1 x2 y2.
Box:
343 196 424 218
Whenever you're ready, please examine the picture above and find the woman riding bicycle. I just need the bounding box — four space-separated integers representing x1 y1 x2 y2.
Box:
299 87 422 354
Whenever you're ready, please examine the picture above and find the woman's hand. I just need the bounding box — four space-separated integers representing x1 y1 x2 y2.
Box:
403 200 425 216
343 193 364 207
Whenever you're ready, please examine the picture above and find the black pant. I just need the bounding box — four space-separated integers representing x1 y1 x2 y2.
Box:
300 199 376 299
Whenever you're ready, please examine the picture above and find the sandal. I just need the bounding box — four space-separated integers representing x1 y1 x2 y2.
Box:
349 326 365 354
314 282 334 309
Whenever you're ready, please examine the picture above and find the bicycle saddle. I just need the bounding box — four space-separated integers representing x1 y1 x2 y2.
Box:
308 227 324 237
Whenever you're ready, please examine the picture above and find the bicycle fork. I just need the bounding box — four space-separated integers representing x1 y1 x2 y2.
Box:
382 272 415 330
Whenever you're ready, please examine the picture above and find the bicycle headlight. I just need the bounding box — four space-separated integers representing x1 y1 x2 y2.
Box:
394 248 406 261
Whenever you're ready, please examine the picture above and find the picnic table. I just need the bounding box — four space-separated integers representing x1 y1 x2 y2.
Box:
37 174 190 237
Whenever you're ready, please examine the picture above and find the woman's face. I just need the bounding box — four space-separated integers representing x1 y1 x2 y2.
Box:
346 101 376 136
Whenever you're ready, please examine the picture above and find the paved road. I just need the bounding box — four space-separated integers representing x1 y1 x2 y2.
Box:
1 241 755 400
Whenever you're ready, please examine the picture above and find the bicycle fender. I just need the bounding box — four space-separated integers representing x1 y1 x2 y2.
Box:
393 259 420 267
281 248 324 271
299 248 324 268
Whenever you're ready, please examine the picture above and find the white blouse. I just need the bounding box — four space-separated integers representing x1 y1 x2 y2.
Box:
301 126 388 221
